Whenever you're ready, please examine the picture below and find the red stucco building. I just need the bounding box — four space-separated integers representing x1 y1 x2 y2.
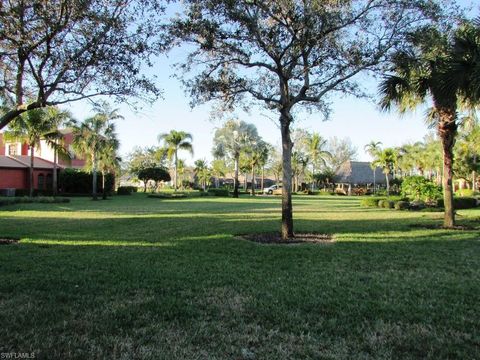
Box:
0 131 85 193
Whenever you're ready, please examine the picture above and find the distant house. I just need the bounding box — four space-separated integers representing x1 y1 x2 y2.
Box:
335 161 388 186
0 130 86 193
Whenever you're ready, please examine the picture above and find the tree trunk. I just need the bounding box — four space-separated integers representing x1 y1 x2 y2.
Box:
438 112 457 228
472 154 477 192
92 154 98 200
53 140 58 196
244 172 247 191
251 166 255 196
174 149 178 191
280 117 294 239
261 166 265 191
233 155 239 198
102 171 107 200
385 173 390 196
311 164 315 191
29 145 34 197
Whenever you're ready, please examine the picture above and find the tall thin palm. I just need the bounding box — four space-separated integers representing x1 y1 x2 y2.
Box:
306 132 331 191
372 148 397 195
364 141 382 193
72 106 122 200
158 130 193 191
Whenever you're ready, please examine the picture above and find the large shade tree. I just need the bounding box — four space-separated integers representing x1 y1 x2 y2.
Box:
158 130 193 191
167 0 439 238
379 19 480 227
212 120 258 198
0 0 164 130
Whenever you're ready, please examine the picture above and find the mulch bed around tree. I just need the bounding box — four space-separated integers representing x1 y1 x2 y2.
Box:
239 233 334 244
409 223 478 231
0 238 19 245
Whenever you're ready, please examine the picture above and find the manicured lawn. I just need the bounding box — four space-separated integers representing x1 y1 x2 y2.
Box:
0 194 479 359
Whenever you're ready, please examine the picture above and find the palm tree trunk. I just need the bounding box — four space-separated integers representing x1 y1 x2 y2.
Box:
102 171 107 200
373 168 376 194
385 172 390 196
233 155 239 198
244 172 247 191
92 153 98 200
280 116 294 239
261 166 265 191
174 149 178 191
29 145 34 197
53 139 58 196
472 154 477 192
251 166 255 196
438 114 457 228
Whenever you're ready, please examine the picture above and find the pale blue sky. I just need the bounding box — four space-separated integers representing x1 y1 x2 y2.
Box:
65 0 479 165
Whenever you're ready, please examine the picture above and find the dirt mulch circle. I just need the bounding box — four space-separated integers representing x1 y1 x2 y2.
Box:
0 238 20 245
239 233 334 245
409 223 478 231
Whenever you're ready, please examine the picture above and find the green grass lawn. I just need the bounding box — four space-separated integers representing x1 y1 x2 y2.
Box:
0 194 479 359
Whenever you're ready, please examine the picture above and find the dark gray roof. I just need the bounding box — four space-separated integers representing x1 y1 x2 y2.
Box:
334 161 388 185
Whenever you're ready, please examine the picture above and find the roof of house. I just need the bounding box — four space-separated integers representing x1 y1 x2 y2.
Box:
0 156 28 169
334 161 388 185
6 155 62 170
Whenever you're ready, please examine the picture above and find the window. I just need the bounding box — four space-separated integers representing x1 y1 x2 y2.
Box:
38 174 45 190
8 144 17 155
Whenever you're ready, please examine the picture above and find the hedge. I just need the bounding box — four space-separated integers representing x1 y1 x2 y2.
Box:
437 197 478 210
360 197 386 207
0 197 70 207
58 169 114 194
117 186 138 195
207 188 230 197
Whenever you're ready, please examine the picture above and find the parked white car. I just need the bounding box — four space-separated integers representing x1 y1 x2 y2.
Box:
263 184 281 195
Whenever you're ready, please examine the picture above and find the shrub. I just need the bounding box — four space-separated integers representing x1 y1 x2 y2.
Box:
437 197 478 209
207 188 230 197
0 197 70 207
378 199 394 209
148 193 187 199
117 186 137 195
58 169 114 194
410 200 426 211
394 201 410 210
456 189 475 197
360 197 385 207
401 176 442 202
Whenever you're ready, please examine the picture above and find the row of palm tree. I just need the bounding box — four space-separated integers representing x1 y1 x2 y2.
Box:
3 103 121 200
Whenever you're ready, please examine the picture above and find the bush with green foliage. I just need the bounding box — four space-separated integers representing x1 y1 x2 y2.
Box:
360 197 386 207
401 176 442 202
58 169 114 195
456 189 475 197
148 193 188 199
0 197 70 206
409 200 426 211
117 186 137 195
437 197 478 210
377 199 394 209
394 201 410 210
207 188 230 197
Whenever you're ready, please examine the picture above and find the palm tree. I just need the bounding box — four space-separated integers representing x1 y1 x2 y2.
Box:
72 105 122 200
194 159 210 191
158 130 193 191
245 140 269 196
305 132 331 191
372 148 397 195
364 141 382 194
379 21 480 227
97 137 121 199
212 120 258 198
4 107 65 196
